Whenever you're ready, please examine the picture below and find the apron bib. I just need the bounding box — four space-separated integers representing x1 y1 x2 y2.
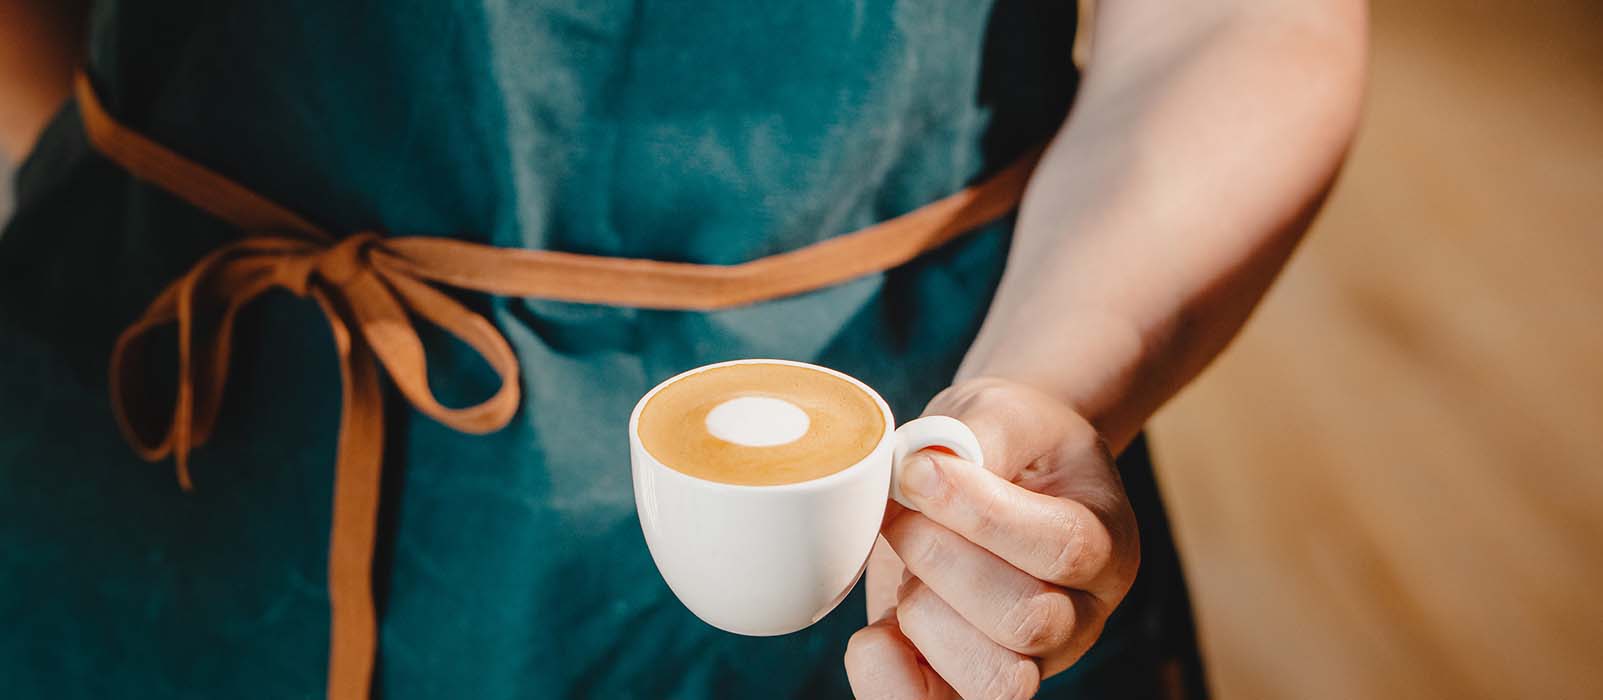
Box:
75 71 1038 699
0 3 1200 698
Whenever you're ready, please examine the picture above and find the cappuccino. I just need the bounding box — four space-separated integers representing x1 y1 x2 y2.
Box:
637 362 885 486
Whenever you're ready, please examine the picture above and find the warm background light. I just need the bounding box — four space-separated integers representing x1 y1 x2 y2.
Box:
1150 0 1603 697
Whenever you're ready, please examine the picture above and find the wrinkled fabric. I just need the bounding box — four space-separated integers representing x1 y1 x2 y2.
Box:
0 1 1194 698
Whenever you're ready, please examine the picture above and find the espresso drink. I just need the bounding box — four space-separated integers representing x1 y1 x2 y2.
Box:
637 362 886 486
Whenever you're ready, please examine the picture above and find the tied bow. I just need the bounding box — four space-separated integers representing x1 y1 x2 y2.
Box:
108 229 522 700
110 231 520 490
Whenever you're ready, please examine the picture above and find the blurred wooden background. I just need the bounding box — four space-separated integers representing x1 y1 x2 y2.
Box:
1149 0 1603 697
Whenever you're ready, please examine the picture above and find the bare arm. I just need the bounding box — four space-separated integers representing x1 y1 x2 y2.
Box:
0 0 88 159
962 0 1368 451
849 2 1366 696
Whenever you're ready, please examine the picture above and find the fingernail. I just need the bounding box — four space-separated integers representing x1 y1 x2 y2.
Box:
901 455 943 500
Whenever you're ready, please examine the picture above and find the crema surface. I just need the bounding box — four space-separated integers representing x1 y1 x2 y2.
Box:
639 363 884 486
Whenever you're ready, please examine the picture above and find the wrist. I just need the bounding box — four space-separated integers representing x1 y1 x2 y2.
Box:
957 307 1158 452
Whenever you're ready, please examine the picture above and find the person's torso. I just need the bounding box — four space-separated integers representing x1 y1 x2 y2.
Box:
0 2 1082 697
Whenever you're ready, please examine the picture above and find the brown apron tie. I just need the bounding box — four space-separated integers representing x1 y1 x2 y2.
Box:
76 71 1040 699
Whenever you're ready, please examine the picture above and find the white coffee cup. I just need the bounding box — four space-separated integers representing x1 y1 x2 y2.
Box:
629 359 984 636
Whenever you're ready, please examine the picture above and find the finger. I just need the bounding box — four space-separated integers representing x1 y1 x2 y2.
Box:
865 536 906 623
885 512 1098 658
922 380 1070 481
845 614 957 700
898 451 1127 596
896 579 1040 700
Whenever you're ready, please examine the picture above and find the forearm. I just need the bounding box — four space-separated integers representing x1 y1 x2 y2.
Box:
959 0 1367 451
0 0 88 158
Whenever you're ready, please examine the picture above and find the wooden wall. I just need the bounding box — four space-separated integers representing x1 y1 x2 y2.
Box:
1151 1 1603 697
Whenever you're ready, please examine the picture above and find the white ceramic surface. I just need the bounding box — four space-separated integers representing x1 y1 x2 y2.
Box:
630 359 983 636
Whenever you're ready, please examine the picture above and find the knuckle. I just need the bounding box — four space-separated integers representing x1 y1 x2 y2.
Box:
978 657 1041 700
1058 417 1107 461
972 387 1036 437
1043 509 1099 584
965 380 1021 411
1000 592 1074 654
906 523 949 573
897 578 933 612
894 584 935 631
966 477 1012 538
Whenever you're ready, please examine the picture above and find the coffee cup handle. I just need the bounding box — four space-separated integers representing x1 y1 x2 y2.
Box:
889 415 985 510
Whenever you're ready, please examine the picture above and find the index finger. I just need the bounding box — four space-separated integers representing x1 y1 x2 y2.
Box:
897 450 1131 598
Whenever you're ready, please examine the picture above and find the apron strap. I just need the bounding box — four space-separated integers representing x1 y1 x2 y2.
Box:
76 70 1041 700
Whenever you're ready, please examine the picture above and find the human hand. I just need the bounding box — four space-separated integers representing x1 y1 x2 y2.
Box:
845 378 1140 699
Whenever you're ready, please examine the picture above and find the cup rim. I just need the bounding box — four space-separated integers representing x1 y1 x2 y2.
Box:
629 358 896 494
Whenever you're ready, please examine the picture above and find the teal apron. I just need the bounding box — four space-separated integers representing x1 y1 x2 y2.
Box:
0 1 1202 697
